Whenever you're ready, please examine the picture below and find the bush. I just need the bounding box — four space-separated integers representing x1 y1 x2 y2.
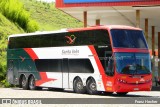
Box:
0 79 11 88
26 20 39 32
0 51 7 87
0 0 39 87
0 0 39 32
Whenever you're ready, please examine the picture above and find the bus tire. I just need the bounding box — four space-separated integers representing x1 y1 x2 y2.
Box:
22 75 29 90
19 75 23 88
86 78 97 95
29 76 37 90
116 92 128 96
73 78 86 94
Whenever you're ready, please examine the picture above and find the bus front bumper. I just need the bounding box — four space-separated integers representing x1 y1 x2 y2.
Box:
114 81 152 92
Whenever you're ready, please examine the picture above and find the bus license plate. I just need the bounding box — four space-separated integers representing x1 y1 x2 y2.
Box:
134 88 139 91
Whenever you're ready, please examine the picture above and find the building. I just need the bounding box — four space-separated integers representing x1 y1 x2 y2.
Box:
56 0 160 83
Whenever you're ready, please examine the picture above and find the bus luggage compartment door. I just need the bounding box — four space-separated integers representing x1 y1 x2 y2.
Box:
62 59 69 89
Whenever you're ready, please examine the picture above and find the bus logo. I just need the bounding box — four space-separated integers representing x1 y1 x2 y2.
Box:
19 56 25 62
65 35 76 44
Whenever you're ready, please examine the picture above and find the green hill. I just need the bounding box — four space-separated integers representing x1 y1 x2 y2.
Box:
0 13 24 47
0 13 24 87
21 0 83 31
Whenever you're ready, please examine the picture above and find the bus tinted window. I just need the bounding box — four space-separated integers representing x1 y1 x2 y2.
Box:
35 59 62 72
35 59 94 73
111 29 148 48
67 30 110 46
8 29 110 49
9 37 16 49
69 59 94 73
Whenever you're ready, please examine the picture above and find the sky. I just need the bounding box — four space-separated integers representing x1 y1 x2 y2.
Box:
37 0 55 3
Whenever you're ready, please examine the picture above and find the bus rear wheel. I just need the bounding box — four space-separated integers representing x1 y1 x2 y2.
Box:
28 76 42 90
73 78 86 94
29 76 37 90
19 75 23 88
86 78 98 95
22 75 29 90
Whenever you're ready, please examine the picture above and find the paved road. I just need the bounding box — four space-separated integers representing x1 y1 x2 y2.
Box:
0 88 160 107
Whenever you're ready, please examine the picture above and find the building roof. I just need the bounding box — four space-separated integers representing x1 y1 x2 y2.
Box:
56 0 160 8
56 0 160 49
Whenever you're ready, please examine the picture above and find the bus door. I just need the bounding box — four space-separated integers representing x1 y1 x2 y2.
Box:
104 51 115 92
62 59 69 89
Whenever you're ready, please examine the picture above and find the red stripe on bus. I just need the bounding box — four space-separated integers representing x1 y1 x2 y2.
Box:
113 48 149 53
35 72 57 86
24 48 38 61
23 48 57 86
88 45 107 91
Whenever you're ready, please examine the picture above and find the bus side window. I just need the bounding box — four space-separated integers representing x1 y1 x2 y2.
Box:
105 56 114 76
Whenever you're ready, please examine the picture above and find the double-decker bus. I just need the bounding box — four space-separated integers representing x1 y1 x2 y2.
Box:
7 25 152 95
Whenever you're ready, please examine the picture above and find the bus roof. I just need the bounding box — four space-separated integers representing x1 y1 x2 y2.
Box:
104 25 141 30
68 25 142 32
8 25 142 38
8 29 68 38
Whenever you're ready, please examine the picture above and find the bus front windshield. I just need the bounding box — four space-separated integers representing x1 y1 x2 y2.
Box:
115 53 151 75
111 29 148 48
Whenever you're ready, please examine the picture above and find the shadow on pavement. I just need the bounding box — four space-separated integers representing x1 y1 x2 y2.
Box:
48 89 154 98
152 86 160 91
11 87 159 98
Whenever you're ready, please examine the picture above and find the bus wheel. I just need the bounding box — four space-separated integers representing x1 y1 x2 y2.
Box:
73 78 86 94
19 76 23 88
29 76 37 90
86 78 97 95
116 92 128 96
22 75 29 90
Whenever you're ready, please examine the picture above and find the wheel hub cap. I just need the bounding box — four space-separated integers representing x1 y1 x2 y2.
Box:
90 83 96 91
77 82 83 89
